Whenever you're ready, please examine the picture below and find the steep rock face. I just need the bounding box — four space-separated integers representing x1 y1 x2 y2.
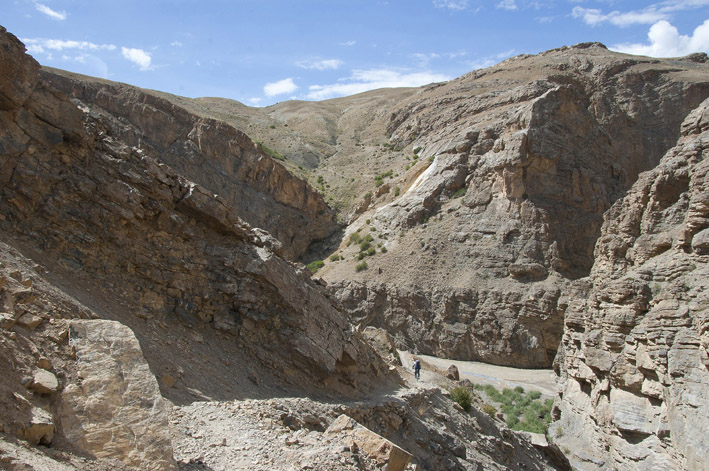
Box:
42 68 339 261
324 44 709 367
0 26 397 465
554 99 709 470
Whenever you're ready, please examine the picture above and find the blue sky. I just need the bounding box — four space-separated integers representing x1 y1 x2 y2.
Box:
4 0 709 106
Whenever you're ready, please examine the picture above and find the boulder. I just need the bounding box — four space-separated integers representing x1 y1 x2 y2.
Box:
22 407 54 445
326 414 412 471
59 320 176 471
446 365 460 381
28 369 58 395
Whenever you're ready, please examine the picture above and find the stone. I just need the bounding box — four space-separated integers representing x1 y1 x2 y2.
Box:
446 365 460 381
29 369 58 395
15 313 42 329
22 407 54 445
0 312 15 329
59 320 177 471
325 415 412 471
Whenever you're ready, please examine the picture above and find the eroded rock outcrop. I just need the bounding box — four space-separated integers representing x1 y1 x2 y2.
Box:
554 98 709 470
324 44 709 367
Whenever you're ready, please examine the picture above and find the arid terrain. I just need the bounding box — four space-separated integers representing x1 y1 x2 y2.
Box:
1 22 709 471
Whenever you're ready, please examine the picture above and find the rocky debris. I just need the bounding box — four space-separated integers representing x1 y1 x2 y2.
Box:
58 320 176 471
170 386 564 471
43 67 340 262
322 44 709 367
325 415 412 471
554 98 709 470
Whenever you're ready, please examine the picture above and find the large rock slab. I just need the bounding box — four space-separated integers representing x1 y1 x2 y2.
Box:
325 414 412 471
59 320 176 471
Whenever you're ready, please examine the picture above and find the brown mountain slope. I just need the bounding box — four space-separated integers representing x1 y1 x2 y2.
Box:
319 44 709 367
42 43 709 369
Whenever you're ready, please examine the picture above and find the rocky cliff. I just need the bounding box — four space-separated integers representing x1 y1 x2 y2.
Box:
320 44 709 367
553 98 709 470
0 25 396 469
41 67 340 261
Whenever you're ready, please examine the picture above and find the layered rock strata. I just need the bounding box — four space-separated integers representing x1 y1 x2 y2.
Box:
42 67 339 261
554 98 709 470
325 44 709 367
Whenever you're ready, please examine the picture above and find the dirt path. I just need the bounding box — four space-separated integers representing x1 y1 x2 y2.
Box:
399 351 558 398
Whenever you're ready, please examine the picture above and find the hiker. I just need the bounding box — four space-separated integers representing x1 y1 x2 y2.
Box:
413 358 421 380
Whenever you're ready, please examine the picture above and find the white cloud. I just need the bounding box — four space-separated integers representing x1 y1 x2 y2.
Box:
611 19 709 56
572 1 709 28
35 3 66 20
248 97 262 105
340 40 357 46
22 38 116 55
411 52 440 67
264 78 298 97
296 59 343 70
572 6 668 26
121 47 152 70
497 0 518 11
466 49 516 70
170 41 183 47
433 0 469 10
306 69 449 100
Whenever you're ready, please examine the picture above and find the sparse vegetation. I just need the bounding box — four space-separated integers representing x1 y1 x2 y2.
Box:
255 141 285 161
355 261 368 271
413 146 422 154
453 187 467 198
394 186 400 196
450 386 473 412
472 383 553 434
483 404 497 417
329 254 341 262
374 170 393 186
306 260 324 274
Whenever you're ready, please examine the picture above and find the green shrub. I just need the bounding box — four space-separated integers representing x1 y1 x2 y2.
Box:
394 186 400 196
355 261 368 271
450 386 472 412
255 141 285 161
359 240 371 251
380 246 387 253
453 187 467 198
329 254 341 262
366 247 376 256
413 146 422 154
482 404 497 417
306 260 324 274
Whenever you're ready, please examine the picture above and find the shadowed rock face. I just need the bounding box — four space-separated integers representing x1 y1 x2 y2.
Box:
554 98 709 470
322 44 709 367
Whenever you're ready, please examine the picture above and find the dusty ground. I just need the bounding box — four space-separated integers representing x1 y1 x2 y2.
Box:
399 351 557 398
